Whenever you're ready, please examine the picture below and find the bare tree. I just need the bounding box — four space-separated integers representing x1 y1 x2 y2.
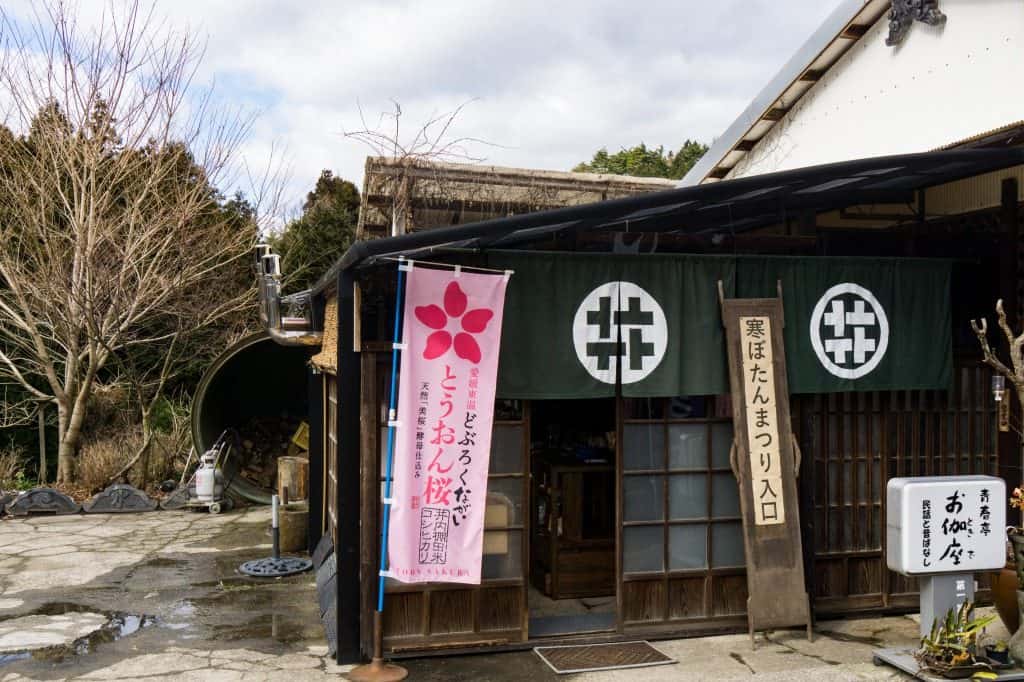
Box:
972 300 1024 414
343 99 495 236
0 1 275 482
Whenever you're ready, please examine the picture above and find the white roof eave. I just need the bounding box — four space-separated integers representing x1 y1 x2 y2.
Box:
680 0 881 186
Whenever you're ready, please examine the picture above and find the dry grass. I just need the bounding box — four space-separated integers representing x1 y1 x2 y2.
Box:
0 444 24 489
77 409 191 493
77 433 136 492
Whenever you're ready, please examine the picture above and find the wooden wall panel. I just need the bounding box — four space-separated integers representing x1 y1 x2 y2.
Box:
814 559 846 600
384 592 426 638
668 578 705 620
796 361 997 614
710 575 748 616
622 580 666 624
428 590 476 635
847 557 882 597
477 587 522 632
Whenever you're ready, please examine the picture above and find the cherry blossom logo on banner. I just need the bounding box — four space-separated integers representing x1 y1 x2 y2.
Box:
414 281 494 364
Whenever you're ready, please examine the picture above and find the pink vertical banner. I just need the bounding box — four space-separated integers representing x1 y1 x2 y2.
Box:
388 264 509 584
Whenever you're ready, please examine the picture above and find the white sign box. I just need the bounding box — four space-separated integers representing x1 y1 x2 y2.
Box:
887 476 1005 575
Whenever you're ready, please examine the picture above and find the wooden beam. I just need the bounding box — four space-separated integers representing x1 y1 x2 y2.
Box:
359 351 379 659
1001 177 1020 323
998 178 1020 525
735 140 757 152
799 69 824 82
840 24 869 39
762 107 788 122
363 159 674 192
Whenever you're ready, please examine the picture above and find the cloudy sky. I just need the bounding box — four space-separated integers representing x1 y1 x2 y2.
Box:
8 1 840 214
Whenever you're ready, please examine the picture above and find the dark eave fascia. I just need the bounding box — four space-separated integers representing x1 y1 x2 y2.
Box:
312 148 1024 297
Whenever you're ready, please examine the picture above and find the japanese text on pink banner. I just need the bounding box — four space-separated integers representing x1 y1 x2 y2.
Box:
388 266 509 584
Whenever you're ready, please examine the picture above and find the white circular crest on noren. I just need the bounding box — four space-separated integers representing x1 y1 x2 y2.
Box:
572 281 667 385
809 282 889 380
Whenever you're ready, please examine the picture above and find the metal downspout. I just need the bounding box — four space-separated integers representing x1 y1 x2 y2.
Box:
255 244 324 347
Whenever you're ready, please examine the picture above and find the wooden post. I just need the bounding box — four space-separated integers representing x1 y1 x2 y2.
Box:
37 405 46 485
998 178 1020 525
359 352 379 658
337 267 363 665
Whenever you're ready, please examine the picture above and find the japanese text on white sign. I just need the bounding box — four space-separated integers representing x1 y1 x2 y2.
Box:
740 316 784 526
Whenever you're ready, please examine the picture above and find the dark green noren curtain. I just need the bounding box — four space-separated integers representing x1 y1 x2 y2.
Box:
487 251 951 399
488 252 735 399
737 256 952 393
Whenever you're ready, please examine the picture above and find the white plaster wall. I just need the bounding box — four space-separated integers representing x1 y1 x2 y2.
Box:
727 0 1024 180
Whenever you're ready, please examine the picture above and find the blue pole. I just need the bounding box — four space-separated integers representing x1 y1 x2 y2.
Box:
377 261 406 613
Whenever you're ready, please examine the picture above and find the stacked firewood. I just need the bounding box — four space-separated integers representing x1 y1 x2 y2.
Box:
235 415 303 490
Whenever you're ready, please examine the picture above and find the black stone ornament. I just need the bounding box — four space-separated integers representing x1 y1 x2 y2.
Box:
159 485 192 510
887 0 946 46
6 487 81 516
82 484 157 513
0 490 15 516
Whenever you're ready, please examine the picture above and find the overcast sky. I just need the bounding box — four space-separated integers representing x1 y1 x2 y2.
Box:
9 1 841 214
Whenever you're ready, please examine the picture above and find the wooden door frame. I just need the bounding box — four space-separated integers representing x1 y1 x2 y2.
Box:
615 394 624 633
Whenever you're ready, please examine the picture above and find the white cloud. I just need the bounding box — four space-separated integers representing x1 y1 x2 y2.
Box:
4 0 841 211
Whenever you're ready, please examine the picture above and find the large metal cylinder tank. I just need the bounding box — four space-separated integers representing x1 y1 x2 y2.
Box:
191 332 310 504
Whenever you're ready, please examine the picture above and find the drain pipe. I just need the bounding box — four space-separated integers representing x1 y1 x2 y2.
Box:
255 244 323 347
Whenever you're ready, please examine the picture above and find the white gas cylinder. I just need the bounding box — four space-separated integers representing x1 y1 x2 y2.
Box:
195 453 218 503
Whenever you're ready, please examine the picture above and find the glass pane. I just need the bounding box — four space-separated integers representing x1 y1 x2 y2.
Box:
668 424 707 470
710 423 734 469
668 474 707 520
624 526 664 573
494 399 523 421
711 472 741 518
669 524 707 570
623 398 664 420
482 530 523 579
711 522 745 567
485 477 523 526
624 475 664 521
667 396 706 418
624 424 665 471
489 425 523 474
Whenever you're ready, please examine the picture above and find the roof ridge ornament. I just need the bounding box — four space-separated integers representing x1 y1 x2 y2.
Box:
886 0 946 46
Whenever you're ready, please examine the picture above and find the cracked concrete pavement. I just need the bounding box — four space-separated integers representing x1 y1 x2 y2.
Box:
0 509 1010 680
0 508 354 681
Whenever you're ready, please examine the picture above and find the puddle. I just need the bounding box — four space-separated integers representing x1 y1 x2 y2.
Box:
161 600 196 631
0 603 155 666
140 557 188 569
210 613 320 644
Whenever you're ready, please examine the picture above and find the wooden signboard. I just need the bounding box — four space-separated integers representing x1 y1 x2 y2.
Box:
719 287 812 646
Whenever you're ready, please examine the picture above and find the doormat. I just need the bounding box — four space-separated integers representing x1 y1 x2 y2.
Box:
533 641 675 674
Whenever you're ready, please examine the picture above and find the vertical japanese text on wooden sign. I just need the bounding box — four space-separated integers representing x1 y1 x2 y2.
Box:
740 316 784 526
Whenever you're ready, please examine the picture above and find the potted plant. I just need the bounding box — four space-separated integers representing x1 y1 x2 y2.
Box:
984 639 1009 665
1006 486 1024 662
915 601 996 678
990 538 1019 635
